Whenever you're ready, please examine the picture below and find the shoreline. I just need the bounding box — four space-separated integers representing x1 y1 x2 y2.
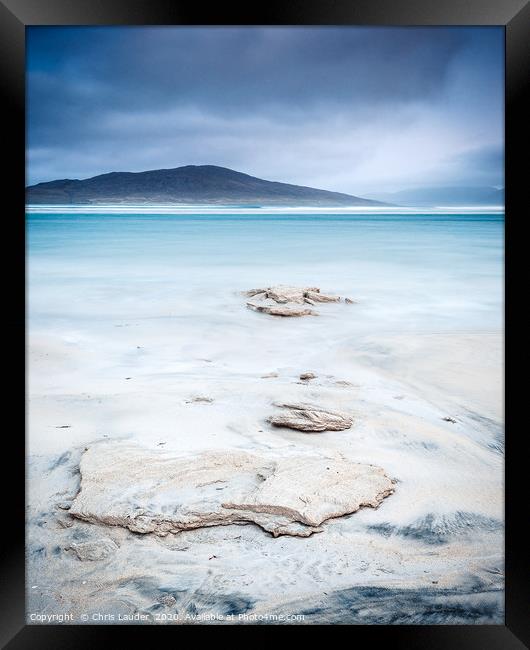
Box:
26 205 505 215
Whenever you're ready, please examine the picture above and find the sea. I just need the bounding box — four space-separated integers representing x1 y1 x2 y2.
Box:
27 208 504 337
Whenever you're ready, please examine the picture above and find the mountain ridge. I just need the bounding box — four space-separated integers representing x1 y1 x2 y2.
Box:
26 165 388 207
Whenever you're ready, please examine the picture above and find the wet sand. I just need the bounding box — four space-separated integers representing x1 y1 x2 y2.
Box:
27 315 503 624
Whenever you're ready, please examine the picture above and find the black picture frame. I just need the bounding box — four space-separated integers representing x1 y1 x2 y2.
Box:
1 0 528 645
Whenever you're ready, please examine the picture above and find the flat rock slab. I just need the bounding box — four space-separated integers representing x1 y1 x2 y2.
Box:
244 285 352 316
269 402 353 432
70 443 393 538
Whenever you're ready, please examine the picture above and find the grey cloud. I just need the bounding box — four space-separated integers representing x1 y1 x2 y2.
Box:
26 26 503 192
28 27 466 144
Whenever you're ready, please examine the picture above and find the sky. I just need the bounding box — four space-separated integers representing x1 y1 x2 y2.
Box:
26 26 504 195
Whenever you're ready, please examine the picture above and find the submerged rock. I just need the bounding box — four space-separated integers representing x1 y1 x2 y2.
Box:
70 442 393 538
269 402 353 432
244 285 354 316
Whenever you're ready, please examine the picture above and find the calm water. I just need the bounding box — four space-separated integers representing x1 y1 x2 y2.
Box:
27 212 504 334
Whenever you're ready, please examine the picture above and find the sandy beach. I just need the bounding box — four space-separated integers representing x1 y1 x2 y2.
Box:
26 211 504 624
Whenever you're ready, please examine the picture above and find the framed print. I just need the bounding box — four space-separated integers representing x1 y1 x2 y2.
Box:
1 0 528 645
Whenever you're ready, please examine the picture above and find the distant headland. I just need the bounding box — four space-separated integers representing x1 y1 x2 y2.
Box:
25 165 389 207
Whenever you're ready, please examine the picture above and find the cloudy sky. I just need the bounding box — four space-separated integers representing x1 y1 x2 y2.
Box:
26 26 504 195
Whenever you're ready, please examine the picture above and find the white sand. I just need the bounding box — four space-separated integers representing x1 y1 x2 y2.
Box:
27 293 503 623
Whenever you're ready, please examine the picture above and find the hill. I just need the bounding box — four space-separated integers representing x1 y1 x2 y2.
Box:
26 165 388 207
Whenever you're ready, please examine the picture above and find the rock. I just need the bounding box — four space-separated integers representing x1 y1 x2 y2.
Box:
186 396 214 404
67 538 118 561
70 442 394 538
299 372 317 381
305 290 341 303
266 286 319 304
158 594 177 607
261 372 279 379
244 285 353 316
345 297 356 304
442 417 457 423
247 303 316 317
245 286 320 303
245 288 269 298
268 402 353 432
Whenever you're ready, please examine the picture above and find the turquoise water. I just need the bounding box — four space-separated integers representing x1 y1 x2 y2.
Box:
27 212 504 334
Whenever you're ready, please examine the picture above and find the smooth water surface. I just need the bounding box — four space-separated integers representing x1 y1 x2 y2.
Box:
27 212 504 334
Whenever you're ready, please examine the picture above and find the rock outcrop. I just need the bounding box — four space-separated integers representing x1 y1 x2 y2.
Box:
268 402 353 432
245 285 353 316
70 443 394 538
